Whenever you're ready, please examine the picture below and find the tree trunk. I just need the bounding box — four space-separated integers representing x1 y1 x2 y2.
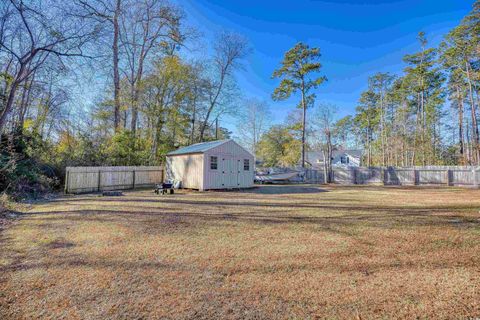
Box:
113 0 121 132
199 68 227 142
466 62 479 164
17 72 35 131
190 100 196 144
0 78 22 132
301 85 306 168
466 121 472 165
421 89 426 166
153 117 164 160
130 78 137 134
380 91 385 166
323 154 328 184
16 81 29 130
199 110 211 142
412 93 422 166
457 86 465 163
326 131 332 182
130 54 146 136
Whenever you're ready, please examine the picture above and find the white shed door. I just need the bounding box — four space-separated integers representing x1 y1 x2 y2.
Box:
221 156 237 188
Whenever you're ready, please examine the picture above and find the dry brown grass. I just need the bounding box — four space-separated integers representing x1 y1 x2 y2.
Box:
1 185 480 319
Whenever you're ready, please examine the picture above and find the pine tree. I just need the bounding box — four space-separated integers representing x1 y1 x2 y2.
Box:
272 43 327 168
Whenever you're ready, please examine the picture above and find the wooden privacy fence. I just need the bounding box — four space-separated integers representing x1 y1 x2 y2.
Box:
304 166 480 187
65 166 164 194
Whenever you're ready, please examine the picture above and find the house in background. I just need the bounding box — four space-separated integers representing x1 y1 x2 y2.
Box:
166 139 254 190
306 149 363 168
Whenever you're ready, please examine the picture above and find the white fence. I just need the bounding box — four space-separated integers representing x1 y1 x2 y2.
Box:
305 166 480 187
65 166 164 194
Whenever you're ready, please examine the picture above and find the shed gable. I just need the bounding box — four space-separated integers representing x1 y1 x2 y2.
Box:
206 140 253 158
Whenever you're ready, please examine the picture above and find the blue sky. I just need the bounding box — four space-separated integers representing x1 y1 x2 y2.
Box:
180 0 473 132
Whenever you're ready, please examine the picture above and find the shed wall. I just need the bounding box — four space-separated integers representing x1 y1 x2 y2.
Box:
203 140 254 189
166 154 204 189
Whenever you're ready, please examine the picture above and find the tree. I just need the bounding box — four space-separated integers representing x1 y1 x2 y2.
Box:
120 0 185 135
75 0 123 131
312 103 336 182
0 0 96 132
368 72 395 165
444 67 468 163
198 31 249 142
404 32 445 165
187 62 209 144
272 42 326 168
140 55 193 161
236 98 271 155
333 115 354 148
256 125 300 167
354 91 379 166
388 77 414 166
440 14 480 164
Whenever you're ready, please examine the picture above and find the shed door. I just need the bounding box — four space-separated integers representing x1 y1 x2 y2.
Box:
221 156 236 188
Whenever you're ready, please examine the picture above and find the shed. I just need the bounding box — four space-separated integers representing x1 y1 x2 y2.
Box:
166 139 254 190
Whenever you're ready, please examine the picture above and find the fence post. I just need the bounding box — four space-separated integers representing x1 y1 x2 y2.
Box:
97 170 102 192
414 169 419 185
351 167 356 185
447 169 453 186
64 169 69 194
473 168 478 188
132 170 136 189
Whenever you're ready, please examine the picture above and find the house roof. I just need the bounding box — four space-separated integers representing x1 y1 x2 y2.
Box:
166 139 230 156
343 150 363 158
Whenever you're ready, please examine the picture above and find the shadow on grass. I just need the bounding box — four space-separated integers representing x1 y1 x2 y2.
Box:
237 185 328 194
29 205 480 231
0 253 181 273
52 185 329 202
47 197 480 214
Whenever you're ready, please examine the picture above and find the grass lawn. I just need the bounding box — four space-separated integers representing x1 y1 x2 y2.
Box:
1 185 480 319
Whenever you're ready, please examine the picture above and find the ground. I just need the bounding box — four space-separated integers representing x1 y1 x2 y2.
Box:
1 185 480 319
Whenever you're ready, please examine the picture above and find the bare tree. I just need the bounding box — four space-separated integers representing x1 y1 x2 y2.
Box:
75 0 122 131
312 103 337 183
198 31 249 142
236 98 271 155
187 62 208 144
0 0 96 132
119 0 184 135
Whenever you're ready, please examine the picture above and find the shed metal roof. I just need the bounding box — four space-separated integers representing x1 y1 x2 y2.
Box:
166 139 230 156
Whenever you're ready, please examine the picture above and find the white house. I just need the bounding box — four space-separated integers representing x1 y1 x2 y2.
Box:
166 139 254 190
306 149 363 168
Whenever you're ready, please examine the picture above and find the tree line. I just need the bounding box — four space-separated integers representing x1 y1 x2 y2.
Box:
0 0 249 196
257 1 480 173
1 0 479 197
335 2 480 167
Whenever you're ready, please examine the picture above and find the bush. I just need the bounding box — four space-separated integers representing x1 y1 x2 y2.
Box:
0 131 59 200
